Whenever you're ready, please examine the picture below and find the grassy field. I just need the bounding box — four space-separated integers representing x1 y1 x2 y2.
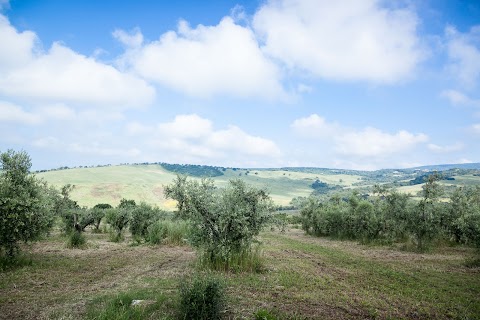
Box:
1 227 479 319
37 165 480 209
38 165 363 209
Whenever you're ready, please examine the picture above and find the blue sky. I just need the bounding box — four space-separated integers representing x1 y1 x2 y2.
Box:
0 0 479 170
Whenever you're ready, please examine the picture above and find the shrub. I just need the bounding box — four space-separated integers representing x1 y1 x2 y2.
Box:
67 231 86 248
91 204 112 231
165 177 274 270
61 207 95 234
255 309 278 320
197 244 264 273
105 208 130 242
0 150 55 258
147 219 189 245
178 274 225 320
129 203 164 243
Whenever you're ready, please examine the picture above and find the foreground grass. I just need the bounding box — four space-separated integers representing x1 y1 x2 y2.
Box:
0 229 479 319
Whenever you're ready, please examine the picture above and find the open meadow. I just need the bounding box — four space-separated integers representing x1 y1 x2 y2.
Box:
37 165 364 209
1 227 479 320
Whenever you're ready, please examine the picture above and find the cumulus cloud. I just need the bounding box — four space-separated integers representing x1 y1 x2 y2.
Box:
253 0 424 83
0 101 41 124
116 17 284 99
445 25 480 89
427 142 464 153
158 114 212 139
291 114 429 161
126 114 281 165
112 28 144 48
441 89 480 107
0 14 155 108
291 114 339 137
335 127 428 157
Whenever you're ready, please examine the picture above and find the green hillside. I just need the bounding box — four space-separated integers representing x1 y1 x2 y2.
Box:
37 163 480 210
38 164 357 209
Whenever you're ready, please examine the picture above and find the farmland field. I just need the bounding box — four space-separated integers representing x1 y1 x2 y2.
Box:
1 228 479 319
38 165 363 208
37 164 480 209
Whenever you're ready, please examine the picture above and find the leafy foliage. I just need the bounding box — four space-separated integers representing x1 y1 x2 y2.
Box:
147 219 189 245
67 230 86 248
0 150 55 257
178 274 225 320
300 174 480 251
165 176 274 269
91 203 112 231
161 163 224 177
129 203 164 243
106 207 131 242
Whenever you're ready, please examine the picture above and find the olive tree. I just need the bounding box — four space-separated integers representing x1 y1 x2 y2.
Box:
165 176 275 267
409 173 443 250
0 150 54 257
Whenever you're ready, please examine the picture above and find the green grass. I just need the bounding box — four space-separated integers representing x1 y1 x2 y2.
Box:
38 165 333 208
85 290 175 320
1 229 479 319
37 165 480 209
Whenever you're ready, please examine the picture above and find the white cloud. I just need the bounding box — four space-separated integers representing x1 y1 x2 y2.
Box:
290 114 339 137
208 125 280 156
441 89 480 107
291 114 428 159
127 114 281 164
0 15 36 72
253 0 424 83
297 83 313 94
158 114 212 139
68 143 141 157
38 104 76 120
112 28 144 48
32 136 60 148
0 14 155 108
427 142 464 153
0 101 41 124
116 17 284 99
445 25 480 89
471 123 480 134
336 127 428 157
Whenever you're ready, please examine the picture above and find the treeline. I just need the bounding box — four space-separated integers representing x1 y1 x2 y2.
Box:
160 163 225 177
300 174 480 251
51 184 190 249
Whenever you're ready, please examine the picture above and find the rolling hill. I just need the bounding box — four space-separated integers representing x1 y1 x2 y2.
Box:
36 162 480 209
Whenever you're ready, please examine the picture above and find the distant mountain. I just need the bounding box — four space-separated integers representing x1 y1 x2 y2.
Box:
410 163 480 171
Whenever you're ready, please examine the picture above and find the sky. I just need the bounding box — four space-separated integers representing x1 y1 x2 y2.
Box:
0 0 479 171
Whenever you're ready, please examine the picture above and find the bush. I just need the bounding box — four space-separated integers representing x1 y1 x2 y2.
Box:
0 254 33 271
255 309 278 320
178 274 225 320
61 207 95 234
165 177 274 270
105 208 130 242
0 150 55 258
129 203 164 243
67 231 86 248
197 244 264 273
91 204 111 231
147 219 189 245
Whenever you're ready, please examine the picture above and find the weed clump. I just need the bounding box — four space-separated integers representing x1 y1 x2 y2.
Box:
147 219 189 245
67 231 86 248
178 274 225 320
